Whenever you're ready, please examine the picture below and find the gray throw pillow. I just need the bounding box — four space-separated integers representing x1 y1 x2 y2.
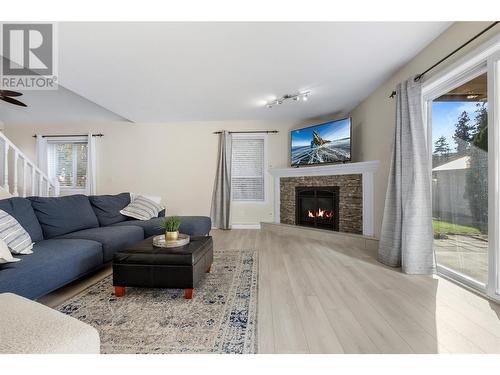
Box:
0 209 33 255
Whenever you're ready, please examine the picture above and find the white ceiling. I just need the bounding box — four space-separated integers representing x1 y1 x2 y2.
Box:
0 85 129 124
53 23 449 122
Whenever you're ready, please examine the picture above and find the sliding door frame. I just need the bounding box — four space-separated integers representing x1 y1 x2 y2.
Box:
422 33 500 302
487 50 500 298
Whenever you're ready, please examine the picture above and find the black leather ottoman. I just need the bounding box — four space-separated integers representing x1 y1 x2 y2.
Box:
112 236 213 299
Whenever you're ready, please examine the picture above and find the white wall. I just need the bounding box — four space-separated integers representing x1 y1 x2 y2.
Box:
8 22 498 232
349 21 499 238
4 121 298 225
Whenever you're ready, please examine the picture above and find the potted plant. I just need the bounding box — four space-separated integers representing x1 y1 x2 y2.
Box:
162 216 182 241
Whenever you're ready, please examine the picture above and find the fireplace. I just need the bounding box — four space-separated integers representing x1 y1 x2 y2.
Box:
295 186 339 231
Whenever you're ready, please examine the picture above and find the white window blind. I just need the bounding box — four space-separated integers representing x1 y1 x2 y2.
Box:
47 137 88 191
231 136 265 201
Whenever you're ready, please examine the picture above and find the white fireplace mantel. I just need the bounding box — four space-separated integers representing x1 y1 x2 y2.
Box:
269 161 379 237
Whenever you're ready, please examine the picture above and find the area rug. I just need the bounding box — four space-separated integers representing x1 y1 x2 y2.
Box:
57 249 258 354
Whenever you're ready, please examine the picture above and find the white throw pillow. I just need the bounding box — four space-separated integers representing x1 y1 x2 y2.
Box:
130 193 165 210
0 209 33 255
0 238 20 264
120 195 163 221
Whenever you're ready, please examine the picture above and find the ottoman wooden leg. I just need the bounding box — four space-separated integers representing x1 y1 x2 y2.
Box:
114 286 126 297
184 288 193 299
207 264 212 273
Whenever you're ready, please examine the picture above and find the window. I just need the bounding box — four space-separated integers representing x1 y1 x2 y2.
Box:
231 135 266 202
47 137 88 192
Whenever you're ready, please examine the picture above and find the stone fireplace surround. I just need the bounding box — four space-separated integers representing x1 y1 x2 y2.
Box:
295 186 340 231
282 175 362 234
269 161 379 236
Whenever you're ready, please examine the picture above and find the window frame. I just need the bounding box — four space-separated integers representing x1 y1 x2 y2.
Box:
230 133 268 204
46 136 89 195
422 33 500 302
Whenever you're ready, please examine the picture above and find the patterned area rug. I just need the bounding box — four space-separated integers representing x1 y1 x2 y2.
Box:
57 250 258 354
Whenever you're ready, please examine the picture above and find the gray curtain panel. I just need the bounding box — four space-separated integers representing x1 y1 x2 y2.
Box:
210 131 232 229
378 76 435 274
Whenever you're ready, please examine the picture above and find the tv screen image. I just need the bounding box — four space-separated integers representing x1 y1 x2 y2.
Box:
291 118 351 167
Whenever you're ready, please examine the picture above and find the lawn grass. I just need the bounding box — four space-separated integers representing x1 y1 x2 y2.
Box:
432 219 482 236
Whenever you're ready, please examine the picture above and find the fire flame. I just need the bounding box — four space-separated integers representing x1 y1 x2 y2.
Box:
307 209 334 219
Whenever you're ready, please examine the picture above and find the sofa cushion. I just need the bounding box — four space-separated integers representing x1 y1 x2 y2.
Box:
0 197 43 242
0 239 103 300
178 216 212 236
89 193 131 226
28 195 99 239
112 217 165 237
57 225 144 262
112 216 211 237
0 293 101 354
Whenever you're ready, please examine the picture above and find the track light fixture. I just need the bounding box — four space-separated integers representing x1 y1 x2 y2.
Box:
266 91 310 108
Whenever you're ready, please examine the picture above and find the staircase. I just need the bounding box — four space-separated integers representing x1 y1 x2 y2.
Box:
0 132 59 197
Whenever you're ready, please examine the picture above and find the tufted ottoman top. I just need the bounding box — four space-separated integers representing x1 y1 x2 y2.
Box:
113 235 213 266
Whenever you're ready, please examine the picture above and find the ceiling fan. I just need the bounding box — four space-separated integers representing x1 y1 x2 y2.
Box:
0 90 27 107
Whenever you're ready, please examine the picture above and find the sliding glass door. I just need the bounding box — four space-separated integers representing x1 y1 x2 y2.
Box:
424 42 500 301
430 70 489 288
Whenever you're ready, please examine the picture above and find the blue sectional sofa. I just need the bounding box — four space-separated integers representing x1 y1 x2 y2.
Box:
0 193 211 300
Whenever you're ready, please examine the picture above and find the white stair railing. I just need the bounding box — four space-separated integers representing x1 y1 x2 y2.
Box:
0 132 59 197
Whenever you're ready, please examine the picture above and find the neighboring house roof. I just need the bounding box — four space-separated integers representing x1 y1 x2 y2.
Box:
432 156 470 171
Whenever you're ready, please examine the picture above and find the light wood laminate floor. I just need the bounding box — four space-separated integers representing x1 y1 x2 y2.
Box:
41 229 500 354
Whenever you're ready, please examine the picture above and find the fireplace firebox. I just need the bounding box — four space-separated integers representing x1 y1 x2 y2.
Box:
295 186 339 231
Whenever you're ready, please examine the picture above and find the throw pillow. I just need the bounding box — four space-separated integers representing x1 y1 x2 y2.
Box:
130 193 166 211
0 197 44 242
0 209 33 254
120 195 163 221
0 238 20 264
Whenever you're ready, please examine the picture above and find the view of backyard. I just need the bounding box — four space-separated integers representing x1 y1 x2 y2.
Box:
433 220 488 284
432 72 488 285
433 219 482 237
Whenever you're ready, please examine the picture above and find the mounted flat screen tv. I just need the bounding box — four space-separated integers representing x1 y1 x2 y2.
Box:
291 117 352 167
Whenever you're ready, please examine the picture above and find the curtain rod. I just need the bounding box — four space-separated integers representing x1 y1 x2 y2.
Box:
389 21 499 99
212 130 279 134
32 133 104 138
